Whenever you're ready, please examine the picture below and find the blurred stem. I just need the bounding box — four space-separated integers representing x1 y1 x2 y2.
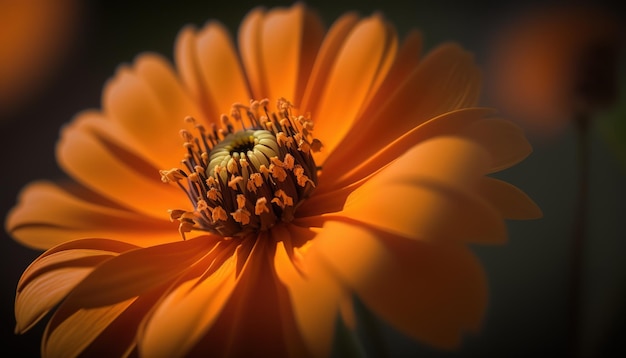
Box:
355 298 389 358
568 112 590 358
333 315 366 358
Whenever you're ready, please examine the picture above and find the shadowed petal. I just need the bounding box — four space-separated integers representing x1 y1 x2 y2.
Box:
15 239 137 334
6 181 178 249
138 247 239 357
102 54 203 170
238 4 324 104
63 236 219 308
43 298 136 358
313 221 488 349
274 224 345 358
73 282 169 357
478 177 542 219
175 22 251 121
56 110 190 219
315 107 494 195
299 12 360 113
312 14 397 165
332 137 508 244
322 43 481 179
180 236 304 357
464 117 533 172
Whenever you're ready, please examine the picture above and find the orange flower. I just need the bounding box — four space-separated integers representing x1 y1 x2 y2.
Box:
0 0 81 117
6 3 541 357
487 4 620 137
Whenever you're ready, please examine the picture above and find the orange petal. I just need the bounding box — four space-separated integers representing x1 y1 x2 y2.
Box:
318 107 494 193
211 237 297 357
175 21 251 121
138 249 238 357
56 111 190 219
478 177 542 219
43 298 136 358
260 3 324 104
313 221 488 349
6 181 178 250
160 236 299 357
102 54 203 170
359 19 399 110
63 236 219 308
238 6 266 100
321 43 481 178
274 225 345 358
15 239 136 333
359 28 423 115
76 281 170 357
312 14 397 165
16 268 91 335
464 118 533 172
299 12 360 113
333 137 508 244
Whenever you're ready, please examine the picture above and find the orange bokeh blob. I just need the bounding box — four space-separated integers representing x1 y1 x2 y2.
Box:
0 0 81 117
488 5 621 137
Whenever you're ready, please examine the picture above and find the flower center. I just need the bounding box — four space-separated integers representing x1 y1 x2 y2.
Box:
160 98 322 239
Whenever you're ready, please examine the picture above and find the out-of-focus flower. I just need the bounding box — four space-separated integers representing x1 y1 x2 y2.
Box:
0 0 81 117
6 3 541 357
488 5 621 137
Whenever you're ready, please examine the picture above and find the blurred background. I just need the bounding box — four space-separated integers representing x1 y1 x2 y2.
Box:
1 0 624 356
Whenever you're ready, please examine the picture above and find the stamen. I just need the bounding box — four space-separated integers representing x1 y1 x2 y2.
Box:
162 98 321 238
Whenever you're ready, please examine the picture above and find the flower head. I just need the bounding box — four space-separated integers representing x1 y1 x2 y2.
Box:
6 3 541 357
0 0 80 117
487 4 621 137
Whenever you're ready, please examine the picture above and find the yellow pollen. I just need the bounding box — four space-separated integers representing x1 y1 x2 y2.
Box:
159 168 185 183
196 200 208 211
207 187 221 200
255 197 270 215
212 206 228 222
270 163 288 182
228 175 243 190
283 154 295 170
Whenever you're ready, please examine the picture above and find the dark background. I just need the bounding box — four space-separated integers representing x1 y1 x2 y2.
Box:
1 0 625 356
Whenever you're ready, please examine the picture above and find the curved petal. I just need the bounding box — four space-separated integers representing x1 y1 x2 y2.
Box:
56 111 190 219
316 107 494 194
274 225 345 358
312 221 488 349
138 248 239 357
316 111 531 196
478 177 542 219
102 54 203 170
238 4 324 105
6 181 179 249
17 268 91 336
43 298 136 358
238 6 266 100
362 29 423 111
15 239 137 333
175 21 251 122
154 236 302 357
332 137 508 244
299 12 360 113
63 236 219 308
464 117 533 172
74 283 168 358
312 14 397 165
321 43 481 179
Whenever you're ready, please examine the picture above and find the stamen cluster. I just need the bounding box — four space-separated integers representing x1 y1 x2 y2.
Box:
160 98 321 238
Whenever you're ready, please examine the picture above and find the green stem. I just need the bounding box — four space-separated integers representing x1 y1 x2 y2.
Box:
568 112 590 357
356 299 389 358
